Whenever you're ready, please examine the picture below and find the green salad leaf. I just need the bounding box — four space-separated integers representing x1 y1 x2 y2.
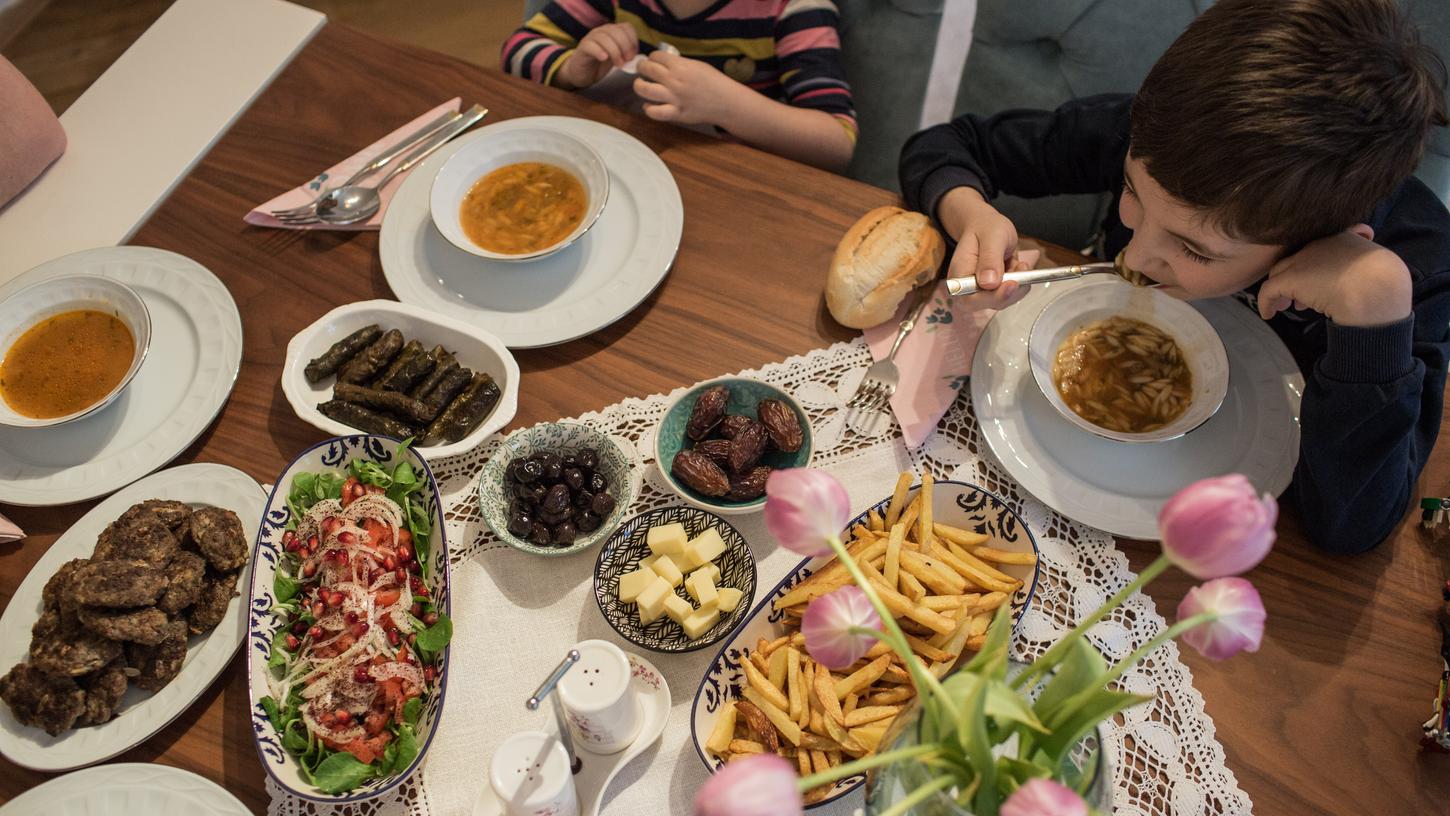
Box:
274 570 301 605
412 613 453 655
402 697 422 726
311 751 376 794
286 471 345 528
267 627 291 671
260 696 282 731
388 724 419 776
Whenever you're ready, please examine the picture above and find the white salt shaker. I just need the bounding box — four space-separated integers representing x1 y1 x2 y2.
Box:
557 639 641 754
489 730 579 816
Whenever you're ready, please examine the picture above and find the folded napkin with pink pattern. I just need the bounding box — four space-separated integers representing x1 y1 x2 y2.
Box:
0 512 23 544
0 56 65 210
862 249 1040 448
244 98 461 230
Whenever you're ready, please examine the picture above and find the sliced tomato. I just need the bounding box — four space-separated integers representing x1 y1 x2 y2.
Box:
342 731 392 765
313 632 356 659
396 528 413 549
341 477 361 508
375 588 401 607
362 518 394 550
364 707 390 737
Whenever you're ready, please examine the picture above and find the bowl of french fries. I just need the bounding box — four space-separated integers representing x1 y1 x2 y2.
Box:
689 472 1040 807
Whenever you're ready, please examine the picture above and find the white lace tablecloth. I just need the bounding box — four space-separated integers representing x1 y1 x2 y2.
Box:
267 338 1252 816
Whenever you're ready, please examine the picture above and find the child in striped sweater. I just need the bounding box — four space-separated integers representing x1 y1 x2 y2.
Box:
501 0 857 171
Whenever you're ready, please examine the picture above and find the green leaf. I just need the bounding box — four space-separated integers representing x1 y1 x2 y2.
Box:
388 724 419 775
287 471 345 527
283 721 310 755
958 665 998 814
311 751 377 794
414 613 452 652
1039 688 1152 760
941 672 1047 734
1032 638 1109 726
274 570 301 605
962 602 1014 680
260 696 282 730
350 458 393 489
267 627 291 671
402 697 422 726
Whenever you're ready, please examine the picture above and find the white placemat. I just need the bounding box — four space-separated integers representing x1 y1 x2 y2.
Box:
267 338 1252 816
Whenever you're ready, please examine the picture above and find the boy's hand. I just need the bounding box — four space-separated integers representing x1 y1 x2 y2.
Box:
937 186 1031 311
633 51 744 126
556 24 639 90
1257 224 1413 327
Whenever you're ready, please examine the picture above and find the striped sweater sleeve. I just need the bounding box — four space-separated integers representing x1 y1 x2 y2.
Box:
774 0 856 142
500 0 615 86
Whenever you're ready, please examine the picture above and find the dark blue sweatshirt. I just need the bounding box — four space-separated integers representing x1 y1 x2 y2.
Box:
899 93 1450 554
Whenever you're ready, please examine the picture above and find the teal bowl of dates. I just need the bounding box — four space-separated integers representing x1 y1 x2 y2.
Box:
656 378 812 515
478 422 639 557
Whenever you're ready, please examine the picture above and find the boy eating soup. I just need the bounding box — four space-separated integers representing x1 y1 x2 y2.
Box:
899 0 1450 552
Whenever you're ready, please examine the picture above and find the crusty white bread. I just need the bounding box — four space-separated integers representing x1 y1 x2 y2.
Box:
826 206 946 329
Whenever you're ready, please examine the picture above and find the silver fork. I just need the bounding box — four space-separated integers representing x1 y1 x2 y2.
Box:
848 284 937 412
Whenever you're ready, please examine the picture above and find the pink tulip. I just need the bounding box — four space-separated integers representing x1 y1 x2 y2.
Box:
694 753 803 816
802 586 882 669
1178 577 1266 660
764 469 852 558
1158 474 1276 579
1001 778 1088 816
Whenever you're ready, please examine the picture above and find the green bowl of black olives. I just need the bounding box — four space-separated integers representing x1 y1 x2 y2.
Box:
477 422 639 556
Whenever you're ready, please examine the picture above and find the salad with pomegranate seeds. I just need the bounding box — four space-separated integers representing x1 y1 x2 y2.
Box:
259 443 452 794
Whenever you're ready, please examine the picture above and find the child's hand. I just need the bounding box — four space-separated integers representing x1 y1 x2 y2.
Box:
556 23 639 90
633 51 744 126
1257 224 1413 327
937 187 1031 311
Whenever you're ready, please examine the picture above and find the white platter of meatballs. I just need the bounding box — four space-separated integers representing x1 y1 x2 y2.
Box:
0 463 264 771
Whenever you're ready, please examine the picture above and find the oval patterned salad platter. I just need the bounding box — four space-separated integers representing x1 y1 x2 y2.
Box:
247 435 452 803
688 479 1041 809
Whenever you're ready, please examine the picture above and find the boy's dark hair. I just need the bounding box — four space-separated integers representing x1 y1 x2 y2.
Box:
1130 0 1449 247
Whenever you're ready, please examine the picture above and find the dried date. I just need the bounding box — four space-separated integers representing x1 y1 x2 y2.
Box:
728 420 767 473
728 466 771 501
686 386 730 440
694 438 732 469
716 415 752 440
757 399 803 453
672 449 731 497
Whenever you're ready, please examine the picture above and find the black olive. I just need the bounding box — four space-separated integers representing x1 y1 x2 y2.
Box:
573 489 594 509
540 452 562 470
579 448 599 470
518 458 544 483
506 458 524 483
539 506 574 526
552 522 578 546
563 467 585 491
591 491 616 517
542 483 571 514
562 453 579 467
528 483 549 505
576 510 601 533
528 522 552 546
507 511 533 538
588 472 607 494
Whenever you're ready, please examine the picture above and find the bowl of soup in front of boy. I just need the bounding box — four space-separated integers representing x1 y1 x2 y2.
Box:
429 126 610 263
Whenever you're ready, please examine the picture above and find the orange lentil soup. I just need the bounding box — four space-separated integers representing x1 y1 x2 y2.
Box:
460 162 587 255
0 310 134 419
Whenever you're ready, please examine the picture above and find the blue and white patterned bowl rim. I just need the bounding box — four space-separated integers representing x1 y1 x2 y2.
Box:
245 434 452 804
687 479 1041 809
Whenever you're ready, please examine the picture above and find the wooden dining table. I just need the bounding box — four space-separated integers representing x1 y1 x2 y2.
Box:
1 20 1447 816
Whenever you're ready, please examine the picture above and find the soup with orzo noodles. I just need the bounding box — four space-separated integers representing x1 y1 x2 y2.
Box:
460 161 587 255
1051 316 1192 434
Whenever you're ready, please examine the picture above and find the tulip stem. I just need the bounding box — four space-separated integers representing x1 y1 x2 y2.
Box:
875 775 955 816
826 535 961 722
1050 612 1217 718
796 742 937 790
1011 555 1171 690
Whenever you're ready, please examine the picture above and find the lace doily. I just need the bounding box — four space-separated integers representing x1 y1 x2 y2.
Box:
267 338 1252 816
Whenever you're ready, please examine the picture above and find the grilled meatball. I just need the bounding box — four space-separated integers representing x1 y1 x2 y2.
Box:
186 569 240 635
157 551 206 615
0 663 85 736
41 558 89 613
189 508 248 572
29 609 123 677
78 606 172 645
76 659 129 726
67 560 164 608
94 511 178 570
133 500 192 536
128 621 188 692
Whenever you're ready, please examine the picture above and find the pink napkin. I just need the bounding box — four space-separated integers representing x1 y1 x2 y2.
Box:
244 98 461 230
863 249 1040 448
0 512 23 544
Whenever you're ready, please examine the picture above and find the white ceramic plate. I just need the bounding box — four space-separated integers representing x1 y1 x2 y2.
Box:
0 463 264 772
972 279 1303 540
0 247 243 506
380 116 684 349
691 480 1041 809
282 299 520 459
0 763 250 815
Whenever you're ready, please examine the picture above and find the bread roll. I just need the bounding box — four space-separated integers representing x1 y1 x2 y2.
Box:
826 207 946 329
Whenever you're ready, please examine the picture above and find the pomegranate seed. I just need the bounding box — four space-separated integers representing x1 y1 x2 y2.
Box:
409 603 422 617
395 567 407 583
307 534 319 549
337 531 356 545
282 529 298 545
285 634 300 651
302 562 317 578
308 625 324 640
318 710 335 726
291 620 308 636
334 709 352 726
406 633 416 646
424 665 437 684
387 629 401 646
383 555 397 571
398 544 413 563
323 516 340 534
350 621 370 638
344 610 359 625
312 601 325 618
423 612 439 626
354 665 373 683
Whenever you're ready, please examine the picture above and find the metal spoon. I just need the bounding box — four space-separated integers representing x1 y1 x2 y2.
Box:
311 105 488 226
946 251 1160 297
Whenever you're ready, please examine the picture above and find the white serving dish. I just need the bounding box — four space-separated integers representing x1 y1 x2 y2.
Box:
430 126 610 262
282 299 520 459
0 274 151 428
0 763 251 815
1028 278 1229 443
247 435 451 804
0 463 264 771
689 479 1041 809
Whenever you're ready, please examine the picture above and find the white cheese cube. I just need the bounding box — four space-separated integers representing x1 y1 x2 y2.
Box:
664 594 694 625
716 587 744 613
686 570 718 607
636 577 673 625
617 567 657 603
693 562 721 583
682 606 721 640
652 555 684 588
647 523 689 557
687 528 727 566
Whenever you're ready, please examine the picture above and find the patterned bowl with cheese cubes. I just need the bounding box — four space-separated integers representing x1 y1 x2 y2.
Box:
594 506 757 653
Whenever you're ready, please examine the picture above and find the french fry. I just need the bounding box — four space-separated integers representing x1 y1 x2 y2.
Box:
844 706 900 727
928 540 1019 594
729 739 766 754
849 523 870 541
917 473 934 551
834 654 891 699
760 634 791 657
904 634 952 663
932 600 975 655
898 497 921 542
923 594 975 611
797 749 812 776
945 539 1018 585
967 612 991 638
966 633 987 650
899 571 926 601
742 655 790 712
804 785 835 804
750 651 771 676
859 561 956 635
786 648 803 720
742 687 802 746
863 641 892 660
821 711 866 754
899 550 967 595
884 472 913 526
850 725 888 752
865 686 916 705
707 701 738 755
932 522 990 548
798 660 813 727
810 710 825 735
799 733 845 752
867 509 884 532
884 522 905 589
769 645 789 690
814 665 846 725
974 591 1010 613
773 540 887 608
971 545 1039 566
843 691 859 716
810 749 832 775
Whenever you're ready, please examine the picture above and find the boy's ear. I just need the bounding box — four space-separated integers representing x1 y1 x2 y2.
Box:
1349 223 1375 242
